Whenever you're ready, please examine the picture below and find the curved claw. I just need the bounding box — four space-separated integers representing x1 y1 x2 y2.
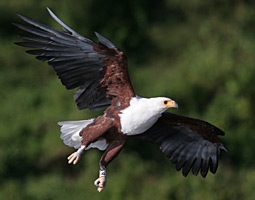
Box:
94 176 106 192
67 146 85 165
67 152 81 164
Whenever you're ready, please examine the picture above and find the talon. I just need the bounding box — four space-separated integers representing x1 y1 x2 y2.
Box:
67 152 80 164
67 146 85 165
94 176 106 192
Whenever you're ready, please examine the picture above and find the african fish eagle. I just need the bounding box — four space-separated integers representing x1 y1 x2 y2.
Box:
14 8 227 192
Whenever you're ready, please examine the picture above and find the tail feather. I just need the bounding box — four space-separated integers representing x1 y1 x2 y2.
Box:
58 119 108 151
58 119 94 149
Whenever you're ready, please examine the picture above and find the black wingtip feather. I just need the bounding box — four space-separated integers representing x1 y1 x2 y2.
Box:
95 32 117 49
220 145 228 153
182 157 197 177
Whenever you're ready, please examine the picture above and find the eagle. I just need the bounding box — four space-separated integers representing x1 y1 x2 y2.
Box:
14 8 227 192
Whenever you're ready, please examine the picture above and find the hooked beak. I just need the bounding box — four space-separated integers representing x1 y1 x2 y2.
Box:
165 100 178 109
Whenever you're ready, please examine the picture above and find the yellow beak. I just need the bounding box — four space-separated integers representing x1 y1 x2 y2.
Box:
165 100 178 108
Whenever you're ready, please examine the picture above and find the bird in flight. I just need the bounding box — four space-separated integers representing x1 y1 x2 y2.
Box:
14 8 227 192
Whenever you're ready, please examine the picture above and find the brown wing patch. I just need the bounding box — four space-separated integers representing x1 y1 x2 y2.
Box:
94 43 135 101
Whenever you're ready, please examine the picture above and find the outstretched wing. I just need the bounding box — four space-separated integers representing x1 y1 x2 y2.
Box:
134 112 227 178
14 8 135 110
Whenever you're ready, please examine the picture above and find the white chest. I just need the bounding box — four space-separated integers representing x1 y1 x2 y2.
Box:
118 97 162 135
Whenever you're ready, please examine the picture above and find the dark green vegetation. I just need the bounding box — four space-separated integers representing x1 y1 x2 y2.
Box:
1 0 254 199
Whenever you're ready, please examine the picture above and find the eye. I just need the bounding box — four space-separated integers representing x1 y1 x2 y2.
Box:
163 100 168 105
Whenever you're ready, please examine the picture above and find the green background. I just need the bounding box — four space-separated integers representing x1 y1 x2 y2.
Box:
1 0 254 199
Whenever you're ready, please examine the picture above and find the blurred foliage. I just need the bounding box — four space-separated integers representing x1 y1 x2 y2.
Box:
0 0 254 199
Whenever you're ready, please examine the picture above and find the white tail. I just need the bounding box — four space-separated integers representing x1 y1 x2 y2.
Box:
58 119 108 151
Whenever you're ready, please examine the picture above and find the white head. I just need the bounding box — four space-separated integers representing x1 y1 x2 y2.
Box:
146 97 178 113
